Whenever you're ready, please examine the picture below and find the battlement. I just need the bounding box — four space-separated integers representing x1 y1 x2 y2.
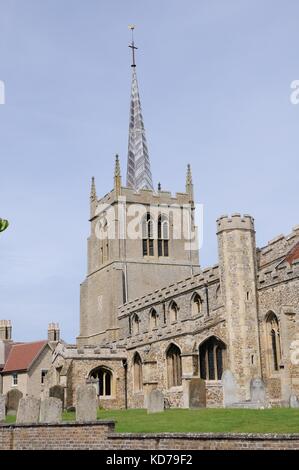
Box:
59 343 127 359
95 186 192 210
118 265 219 317
217 213 255 233
258 225 299 267
258 258 299 288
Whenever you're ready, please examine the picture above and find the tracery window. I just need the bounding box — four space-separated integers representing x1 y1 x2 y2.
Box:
199 337 226 380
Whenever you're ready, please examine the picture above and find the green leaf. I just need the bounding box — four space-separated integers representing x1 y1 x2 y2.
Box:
0 219 9 232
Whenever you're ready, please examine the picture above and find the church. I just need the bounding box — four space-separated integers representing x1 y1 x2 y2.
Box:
2 36 299 410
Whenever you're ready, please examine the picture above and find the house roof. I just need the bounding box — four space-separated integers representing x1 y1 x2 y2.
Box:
2 340 48 373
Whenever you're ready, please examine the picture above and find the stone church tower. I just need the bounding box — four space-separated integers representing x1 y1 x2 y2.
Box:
41 35 298 411
78 36 200 347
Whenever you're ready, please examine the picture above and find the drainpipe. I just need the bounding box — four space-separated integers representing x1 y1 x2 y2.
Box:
122 359 128 409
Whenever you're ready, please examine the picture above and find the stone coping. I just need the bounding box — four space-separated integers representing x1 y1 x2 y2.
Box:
0 420 115 429
108 432 299 441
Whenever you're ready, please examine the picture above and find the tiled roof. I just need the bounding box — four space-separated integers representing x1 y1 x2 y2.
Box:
2 340 47 373
286 242 299 265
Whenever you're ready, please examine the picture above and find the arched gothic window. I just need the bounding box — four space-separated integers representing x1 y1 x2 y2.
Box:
133 353 143 392
98 216 109 264
158 215 169 257
266 312 281 372
169 301 178 323
132 314 140 335
149 308 158 330
199 337 226 381
142 213 154 257
90 367 112 397
166 344 182 387
191 293 202 316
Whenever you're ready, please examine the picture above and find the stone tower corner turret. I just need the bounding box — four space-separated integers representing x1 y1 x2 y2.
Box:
217 213 261 400
186 164 194 203
90 176 97 219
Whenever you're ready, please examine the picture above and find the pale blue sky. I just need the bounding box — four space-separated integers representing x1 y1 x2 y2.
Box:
0 0 298 342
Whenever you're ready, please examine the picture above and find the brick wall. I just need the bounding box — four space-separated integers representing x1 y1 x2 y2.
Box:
0 421 115 450
0 422 299 450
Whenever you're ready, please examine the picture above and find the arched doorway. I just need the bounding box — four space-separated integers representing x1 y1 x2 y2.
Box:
90 367 113 397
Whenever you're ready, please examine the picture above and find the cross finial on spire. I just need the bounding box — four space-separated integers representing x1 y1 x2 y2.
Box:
128 25 138 68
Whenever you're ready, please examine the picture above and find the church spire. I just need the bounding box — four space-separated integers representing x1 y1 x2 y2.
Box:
126 26 154 191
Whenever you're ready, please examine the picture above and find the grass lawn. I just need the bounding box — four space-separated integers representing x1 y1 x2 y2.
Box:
6 408 298 434
5 408 299 433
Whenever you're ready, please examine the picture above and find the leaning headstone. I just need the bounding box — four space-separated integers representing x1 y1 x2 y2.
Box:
40 397 62 423
189 378 206 408
49 385 65 410
0 395 6 422
289 394 299 408
222 370 238 407
76 385 97 422
16 397 40 424
6 389 23 415
147 389 164 414
250 378 266 404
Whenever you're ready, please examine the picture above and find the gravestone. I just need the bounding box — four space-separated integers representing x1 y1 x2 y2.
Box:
0 395 5 422
250 378 266 404
76 385 97 422
49 385 65 410
189 378 206 408
222 370 238 407
40 397 62 423
289 394 299 408
147 389 164 414
16 397 40 424
6 389 23 415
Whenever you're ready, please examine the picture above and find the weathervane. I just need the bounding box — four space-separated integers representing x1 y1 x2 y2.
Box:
128 25 138 68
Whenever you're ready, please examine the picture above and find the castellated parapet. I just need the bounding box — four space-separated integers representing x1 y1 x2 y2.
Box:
258 225 299 268
217 213 255 233
258 259 299 288
91 186 194 220
118 266 219 318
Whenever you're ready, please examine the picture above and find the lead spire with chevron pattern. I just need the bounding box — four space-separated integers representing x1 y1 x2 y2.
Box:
126 26 154 191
